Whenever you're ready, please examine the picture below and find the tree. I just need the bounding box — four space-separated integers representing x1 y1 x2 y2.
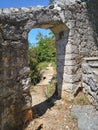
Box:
28 40 33 48
28 32 56 85
36 32 43 41
36 32 56 63
29 48 41 85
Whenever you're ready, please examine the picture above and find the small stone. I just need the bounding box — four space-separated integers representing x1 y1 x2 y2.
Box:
66 125 69 130
3 8 11 14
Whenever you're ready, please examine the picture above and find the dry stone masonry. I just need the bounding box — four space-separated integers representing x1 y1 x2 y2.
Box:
82 57 98 109
0 0 98 129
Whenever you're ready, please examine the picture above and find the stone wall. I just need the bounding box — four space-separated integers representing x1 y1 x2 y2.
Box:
0 22 32 129
60 0 98 98
0 0 98 129
82 57 98 109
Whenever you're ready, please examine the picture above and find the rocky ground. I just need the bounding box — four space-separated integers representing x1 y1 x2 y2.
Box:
71 105 98 130
25 85 79 130
24 64 98 130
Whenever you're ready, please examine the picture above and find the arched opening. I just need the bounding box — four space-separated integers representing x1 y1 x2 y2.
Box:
28 28 58 115
28 28 57 97
28 22 70 98
26 22 70 121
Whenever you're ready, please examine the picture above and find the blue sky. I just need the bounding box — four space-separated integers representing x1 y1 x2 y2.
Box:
0 0 49 8
28 29 51 47
0 0 51 46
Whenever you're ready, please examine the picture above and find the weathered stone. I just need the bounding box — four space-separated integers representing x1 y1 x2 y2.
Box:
65 53 79 60
0 9 2 15
66 20 76 29
64 65 80 74
63 70 81 83
56 38 68 55
62 83 77 92
0 0 98 129
82 57 98 107
2 8 11 14
64 59 80 66
66 44 79 54
71 105 98 130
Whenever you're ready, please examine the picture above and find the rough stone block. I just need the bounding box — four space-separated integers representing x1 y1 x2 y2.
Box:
62 82 80 98
64 59 80 66
64 65 80 75
63 70 81 83
82 57 98 107
71 105 98 130
65 53 79 60
2 8 11 14
0 0 98 129
66 44 79 54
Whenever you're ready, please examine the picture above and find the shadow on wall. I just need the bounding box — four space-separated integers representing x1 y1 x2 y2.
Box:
87 0 98 47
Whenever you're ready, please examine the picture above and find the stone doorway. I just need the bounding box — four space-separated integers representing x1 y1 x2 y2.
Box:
28 22 69 98
0 4 76 130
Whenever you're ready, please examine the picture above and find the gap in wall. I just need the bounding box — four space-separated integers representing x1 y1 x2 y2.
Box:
28 28 57 117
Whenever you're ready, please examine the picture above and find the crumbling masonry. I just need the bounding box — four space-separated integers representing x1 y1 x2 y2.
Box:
0 0 98 129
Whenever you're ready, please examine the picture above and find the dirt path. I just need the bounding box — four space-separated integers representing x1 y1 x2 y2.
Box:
25 87 78 130
37 63 55 86
24 64 78 130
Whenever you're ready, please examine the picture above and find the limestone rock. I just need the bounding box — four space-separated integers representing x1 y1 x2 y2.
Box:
0 0 98 129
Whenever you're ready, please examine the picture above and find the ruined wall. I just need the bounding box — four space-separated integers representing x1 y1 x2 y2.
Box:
82 57 98 109
0 0 98 129
57 0 98 100
0 4 68 130
0 10 32 129
80 0 98 109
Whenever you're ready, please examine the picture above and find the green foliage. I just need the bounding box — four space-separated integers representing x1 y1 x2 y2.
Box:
37 62 49 70
28 32 56 85
71 115 77 120
45 77 56 99
76 96 89 104
36 32 43 41
28 40 33 48
36 34 56 63
29 48 41 85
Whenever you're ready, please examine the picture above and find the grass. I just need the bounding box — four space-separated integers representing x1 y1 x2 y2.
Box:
38 61 57 99
71 115 77 120
30 85 35 93
37 62 50 70
45 77 56 99
74 92 90 105
45 82 55 99
30 61 57 98
38 61 56 70
51 62 56 69
76 96 89 104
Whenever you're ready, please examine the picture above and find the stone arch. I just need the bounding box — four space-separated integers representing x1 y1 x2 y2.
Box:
0 4 71 130
1 1 98 129
27 21 69 97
